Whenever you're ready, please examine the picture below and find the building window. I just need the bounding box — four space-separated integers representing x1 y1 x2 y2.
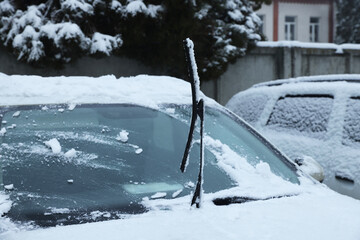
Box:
285 16 296 40
310 17 320 42
258 15 265 35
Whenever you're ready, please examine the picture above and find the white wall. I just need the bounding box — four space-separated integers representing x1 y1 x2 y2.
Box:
256 4 274 41
278 3 329 42
211 44 360 105
257 2 330 42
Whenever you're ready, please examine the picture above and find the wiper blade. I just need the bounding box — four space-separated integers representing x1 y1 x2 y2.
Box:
212 196 259 206
212 195 296 206
180 38 202 173
180 38 205 208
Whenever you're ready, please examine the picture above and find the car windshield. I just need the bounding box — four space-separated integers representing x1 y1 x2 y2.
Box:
0 104 298 227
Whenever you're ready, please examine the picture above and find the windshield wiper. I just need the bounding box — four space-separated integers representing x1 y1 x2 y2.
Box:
212 195 296 206
180 38 205 208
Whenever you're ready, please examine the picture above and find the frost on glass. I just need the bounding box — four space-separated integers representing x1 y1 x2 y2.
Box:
343 97 360 147
266 95 334 138
228 94 268 124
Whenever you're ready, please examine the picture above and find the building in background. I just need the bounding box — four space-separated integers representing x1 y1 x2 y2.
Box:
257 0 335 42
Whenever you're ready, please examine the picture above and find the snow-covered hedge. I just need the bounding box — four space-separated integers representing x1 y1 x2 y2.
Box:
0 0 162 62
0 0 262 80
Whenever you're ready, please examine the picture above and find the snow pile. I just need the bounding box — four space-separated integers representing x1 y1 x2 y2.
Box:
135 148 143 154
48 208 71 214
4 184 13 191
64 148 77 158
0 192 13 233
0 74 215 108
68 104 76 110
44 138 62 154
150 192 167 199
12 111 20 117
116 130 129 143
204 136 297 190
3 184 360 240
171 189 182 198
0 128 6 136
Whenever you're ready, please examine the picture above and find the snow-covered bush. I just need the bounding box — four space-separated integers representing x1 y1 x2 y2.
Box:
0 0 161 63
0 0 263 80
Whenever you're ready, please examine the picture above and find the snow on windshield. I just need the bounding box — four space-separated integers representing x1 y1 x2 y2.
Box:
266 95 334 139
343 97 360 147
0 102 304 232
226 94 268 124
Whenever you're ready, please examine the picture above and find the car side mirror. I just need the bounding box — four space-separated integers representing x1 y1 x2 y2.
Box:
294 156 324 182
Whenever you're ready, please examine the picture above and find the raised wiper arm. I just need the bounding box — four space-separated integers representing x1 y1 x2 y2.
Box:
180 38 205 208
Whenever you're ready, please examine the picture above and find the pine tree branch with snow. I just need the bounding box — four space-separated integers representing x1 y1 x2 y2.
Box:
0 0 263 80
335 0 360 44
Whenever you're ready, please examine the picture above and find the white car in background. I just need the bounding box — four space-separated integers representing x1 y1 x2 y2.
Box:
0 73 359 240
226 74 360 200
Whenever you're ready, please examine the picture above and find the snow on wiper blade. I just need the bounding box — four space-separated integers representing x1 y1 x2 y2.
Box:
180 38 205 208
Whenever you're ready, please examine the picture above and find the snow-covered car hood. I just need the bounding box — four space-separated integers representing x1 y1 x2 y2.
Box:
2 184 360 240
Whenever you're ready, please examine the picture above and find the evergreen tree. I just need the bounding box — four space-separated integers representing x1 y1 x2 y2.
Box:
0 0 264 80
336 0 360 44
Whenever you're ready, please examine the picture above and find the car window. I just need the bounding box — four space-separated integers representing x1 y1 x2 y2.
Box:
174 105 299 185
226 94 268 124
0 104 233 226
343 97 360 147
0 104 299 227
266 95 334 139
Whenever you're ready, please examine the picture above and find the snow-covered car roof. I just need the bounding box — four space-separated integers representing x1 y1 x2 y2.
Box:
253 74 360 88
0 73 217 108
1 73 360 240
229 74 360 104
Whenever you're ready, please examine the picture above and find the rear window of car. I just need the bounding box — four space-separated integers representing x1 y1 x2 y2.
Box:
226 94 268 124
266 95 334 139
343 97 360 147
